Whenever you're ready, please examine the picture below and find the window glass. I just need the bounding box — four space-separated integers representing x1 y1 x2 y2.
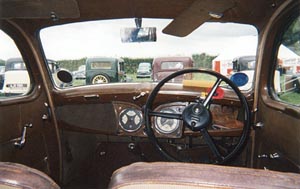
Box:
274 16 300 105
91 62 112 70
40 19 258 90
161 62 184 70
0 30 31 98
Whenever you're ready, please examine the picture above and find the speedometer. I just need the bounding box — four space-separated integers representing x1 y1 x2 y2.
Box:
119 108 143 132
155 108 179 134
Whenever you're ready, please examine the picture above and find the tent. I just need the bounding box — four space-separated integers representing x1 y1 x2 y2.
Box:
212 36 300 75
278 45 300 74
212 36 257 76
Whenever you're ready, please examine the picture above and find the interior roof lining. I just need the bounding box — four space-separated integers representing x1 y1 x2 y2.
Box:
0 0 80 19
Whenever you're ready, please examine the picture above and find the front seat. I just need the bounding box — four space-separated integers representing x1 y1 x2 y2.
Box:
108 162 300 189
0 162 59 189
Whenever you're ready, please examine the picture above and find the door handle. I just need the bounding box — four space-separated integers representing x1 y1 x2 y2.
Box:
14 123 32 149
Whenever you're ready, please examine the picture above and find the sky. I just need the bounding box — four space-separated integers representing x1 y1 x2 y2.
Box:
0 18 258 61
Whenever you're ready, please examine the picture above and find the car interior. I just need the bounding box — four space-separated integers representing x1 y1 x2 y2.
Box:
0 0 300 189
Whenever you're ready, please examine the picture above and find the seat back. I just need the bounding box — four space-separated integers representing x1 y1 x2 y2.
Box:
109 162 300 189
0 162 59 189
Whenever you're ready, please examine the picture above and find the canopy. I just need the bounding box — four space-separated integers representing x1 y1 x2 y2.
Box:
212 36 300 74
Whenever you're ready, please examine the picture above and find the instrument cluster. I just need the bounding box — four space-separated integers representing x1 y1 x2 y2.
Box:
115 102 186 138
119 108 143 132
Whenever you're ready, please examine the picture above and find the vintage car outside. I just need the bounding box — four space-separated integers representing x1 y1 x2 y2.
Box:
0 1 300 189
72 64 85 80
136 62 152 78
1 58 30 95
152 57 194 82
1 58 60 96
85 57 126 84
0 66 5 90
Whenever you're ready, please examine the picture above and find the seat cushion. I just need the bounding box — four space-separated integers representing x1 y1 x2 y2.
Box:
0 162 59 189
108 162 300 189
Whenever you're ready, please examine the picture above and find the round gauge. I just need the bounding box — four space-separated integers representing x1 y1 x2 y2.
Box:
119 108 143 132
155 108 179 134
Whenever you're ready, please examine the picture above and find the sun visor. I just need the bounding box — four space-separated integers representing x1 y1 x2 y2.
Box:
163 0 235 37
0 0 80 19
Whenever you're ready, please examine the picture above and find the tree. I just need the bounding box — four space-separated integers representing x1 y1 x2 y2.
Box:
282 17 300 55
57 58 87 71
122 57 153 74
192 53 216 69
0 59 5 66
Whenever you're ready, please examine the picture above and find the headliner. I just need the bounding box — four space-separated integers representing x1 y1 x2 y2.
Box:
0 0 286 36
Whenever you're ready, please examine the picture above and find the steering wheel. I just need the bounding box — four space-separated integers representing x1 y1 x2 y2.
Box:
144 69 251 164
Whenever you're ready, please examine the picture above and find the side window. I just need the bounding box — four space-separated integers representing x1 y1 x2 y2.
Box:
0 30 31 98
274 16 300 105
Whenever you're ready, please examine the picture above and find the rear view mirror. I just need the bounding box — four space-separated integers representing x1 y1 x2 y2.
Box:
121 27 156 43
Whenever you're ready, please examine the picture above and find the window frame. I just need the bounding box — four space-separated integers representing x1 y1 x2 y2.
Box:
0 21 39 104
257 0 300 119
270 11 300 107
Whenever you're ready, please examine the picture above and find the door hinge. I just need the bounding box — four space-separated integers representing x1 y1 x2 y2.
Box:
42 102 51 121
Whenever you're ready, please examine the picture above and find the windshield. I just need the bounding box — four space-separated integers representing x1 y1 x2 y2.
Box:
138 63 151 69
40 18 258 90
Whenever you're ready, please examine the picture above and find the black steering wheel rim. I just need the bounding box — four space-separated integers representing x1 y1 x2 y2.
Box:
144 68 251 164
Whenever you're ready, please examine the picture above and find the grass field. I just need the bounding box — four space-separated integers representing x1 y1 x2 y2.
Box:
279 92 300 105
126 73 152 82
72 79 85 86
279 74 300 105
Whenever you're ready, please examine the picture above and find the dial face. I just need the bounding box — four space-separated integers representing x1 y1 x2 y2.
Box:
119 108 143 132
155 108 179 134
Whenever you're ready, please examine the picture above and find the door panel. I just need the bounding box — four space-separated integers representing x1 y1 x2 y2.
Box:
254 0 300 173
255 102 300 172
0 92 50 172
0 23 61 182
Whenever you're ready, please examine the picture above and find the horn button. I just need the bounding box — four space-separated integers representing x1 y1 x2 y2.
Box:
182 103 212 131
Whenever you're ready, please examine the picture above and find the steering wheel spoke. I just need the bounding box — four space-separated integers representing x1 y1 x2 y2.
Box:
203 78 223 107
148 110 182 120
200 128 224 163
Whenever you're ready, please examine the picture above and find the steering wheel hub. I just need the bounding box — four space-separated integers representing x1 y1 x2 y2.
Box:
182 103 212 131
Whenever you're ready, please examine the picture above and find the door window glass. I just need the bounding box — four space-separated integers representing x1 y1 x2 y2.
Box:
0 30 31 98
274 16 300 105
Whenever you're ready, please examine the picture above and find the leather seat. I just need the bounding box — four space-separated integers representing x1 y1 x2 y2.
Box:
0 162 59 189
108 162 300 189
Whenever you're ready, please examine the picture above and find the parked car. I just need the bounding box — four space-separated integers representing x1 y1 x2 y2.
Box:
72 65 86 80
0 65 4 89
1 58 30 95
136 62 152 78
1 1 300 189
152 57 194 82
1 58 60 95
231 56 256 91
85 57 126 84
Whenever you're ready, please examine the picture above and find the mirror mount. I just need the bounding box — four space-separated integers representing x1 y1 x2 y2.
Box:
135 18 142 28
